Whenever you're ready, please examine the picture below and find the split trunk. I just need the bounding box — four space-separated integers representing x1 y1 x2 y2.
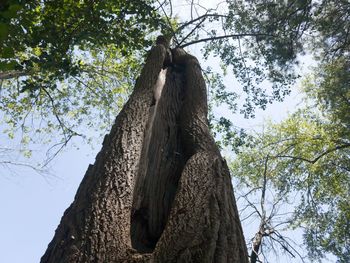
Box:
41 39 248 263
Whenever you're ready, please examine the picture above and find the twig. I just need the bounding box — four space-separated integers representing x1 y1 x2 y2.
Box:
177 14 208 47
156 0 179 45
0 70 29 80
176 14 229 33
43 134 74 167
0 160 47 174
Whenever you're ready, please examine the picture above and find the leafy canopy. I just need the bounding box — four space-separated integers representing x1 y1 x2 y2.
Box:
0 0 165 165
231 56 350 262
1 0 349 260
1 0 349 172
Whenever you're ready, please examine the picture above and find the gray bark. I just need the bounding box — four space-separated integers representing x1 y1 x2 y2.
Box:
41 38 248 263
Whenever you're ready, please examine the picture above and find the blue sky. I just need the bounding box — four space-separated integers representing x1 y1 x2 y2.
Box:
0 141 98 263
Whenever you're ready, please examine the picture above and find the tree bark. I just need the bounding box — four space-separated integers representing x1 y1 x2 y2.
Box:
41 38 248 263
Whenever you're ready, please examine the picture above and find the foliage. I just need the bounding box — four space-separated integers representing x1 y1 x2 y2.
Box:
304 58 350 131
1 45 140 165
0 0 163 79
0 0 349 260
231 60 350 261
2 1 349 164
0 0 166 165
219 4 350 260
196 4 350 258
197 0 349 116
204 67 252 152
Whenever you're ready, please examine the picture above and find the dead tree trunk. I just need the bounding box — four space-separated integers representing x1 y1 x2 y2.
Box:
41 37 248 263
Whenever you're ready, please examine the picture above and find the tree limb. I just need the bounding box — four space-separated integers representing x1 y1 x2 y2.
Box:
176 13 229 33
179 33 275 48
275 143 350 164
0 70 28 80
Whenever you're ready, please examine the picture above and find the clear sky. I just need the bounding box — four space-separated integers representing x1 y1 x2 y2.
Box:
0 139 98 262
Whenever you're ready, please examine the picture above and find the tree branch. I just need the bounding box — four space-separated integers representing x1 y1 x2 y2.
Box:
275 143 350 164
40 87 83 166
178 33 274 48
0 160 47 175
177 15 207 47
0 70 28 80
176 13 229 33
156 0 179 45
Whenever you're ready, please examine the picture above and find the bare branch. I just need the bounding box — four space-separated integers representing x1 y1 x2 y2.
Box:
260 155 269 219
268 192 288 221
176 13 229 33
250 156 270 263
169 0 173 18
241 211 259 222
0 160 47 175
179 33 274 48
242 195 262 219
0 70 29 80
190 0 194 20
156 0 179 45
270 235 295 258
71 75 100 97
177 15 207 47
275 143 350 164
40 87 83 166
43 133 75 167
272 230 306 262
237 186 262 202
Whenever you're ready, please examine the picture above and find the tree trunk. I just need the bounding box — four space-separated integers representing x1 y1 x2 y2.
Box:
41 38 248 263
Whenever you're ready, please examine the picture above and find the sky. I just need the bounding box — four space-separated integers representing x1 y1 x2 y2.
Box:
0 137 96 262
0 1 329 263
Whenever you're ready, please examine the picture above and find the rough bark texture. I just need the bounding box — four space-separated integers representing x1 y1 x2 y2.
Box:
41 38 248 263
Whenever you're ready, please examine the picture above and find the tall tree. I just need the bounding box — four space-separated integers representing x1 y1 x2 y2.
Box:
231 58 350 262
3 1 349 261
41 38 248 262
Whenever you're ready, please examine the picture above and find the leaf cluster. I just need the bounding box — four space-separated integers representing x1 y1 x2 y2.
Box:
0 0 166 166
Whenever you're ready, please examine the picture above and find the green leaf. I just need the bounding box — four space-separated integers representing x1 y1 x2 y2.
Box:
1 4 22 18
0 60 16 70
1 46 14 58
0 22 9 40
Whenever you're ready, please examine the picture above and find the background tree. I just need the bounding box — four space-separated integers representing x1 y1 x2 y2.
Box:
206 2 350 260
231 58 350 261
